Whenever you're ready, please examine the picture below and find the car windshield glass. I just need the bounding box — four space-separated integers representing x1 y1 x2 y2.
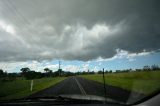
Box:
0 0 160 105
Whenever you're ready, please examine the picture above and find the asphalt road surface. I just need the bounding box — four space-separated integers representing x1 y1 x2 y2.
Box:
28 76 145 103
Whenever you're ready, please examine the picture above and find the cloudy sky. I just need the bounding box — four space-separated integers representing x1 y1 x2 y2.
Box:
0 0 160 72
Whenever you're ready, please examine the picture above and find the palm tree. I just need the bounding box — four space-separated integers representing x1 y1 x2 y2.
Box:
20 67 30 78
20 67 30 74
44 68 50 73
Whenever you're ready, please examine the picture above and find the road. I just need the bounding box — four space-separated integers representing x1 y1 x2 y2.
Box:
28 76 144 103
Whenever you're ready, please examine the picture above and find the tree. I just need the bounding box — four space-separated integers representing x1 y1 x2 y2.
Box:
105 70 109 73
0 69 4 77
44 68 53 77
24 70 43 80
109 70 112 73
48 70 53 77
7 73 18 81
151 65 160 70
20 67 30 78
44 68 50 73
143 65 150 71
20 67 30 73
98 70 103 74
136 69 142 72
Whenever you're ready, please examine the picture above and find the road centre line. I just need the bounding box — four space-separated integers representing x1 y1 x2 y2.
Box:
74 77 87 95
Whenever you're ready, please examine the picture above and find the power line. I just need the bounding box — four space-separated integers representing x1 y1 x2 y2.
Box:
1 0 34 36
3 0 40 36
7 0 31 25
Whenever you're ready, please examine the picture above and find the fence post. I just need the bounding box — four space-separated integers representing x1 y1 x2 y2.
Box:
30 80 33 91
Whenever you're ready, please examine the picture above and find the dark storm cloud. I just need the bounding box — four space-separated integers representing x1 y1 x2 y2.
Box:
0 0 160 61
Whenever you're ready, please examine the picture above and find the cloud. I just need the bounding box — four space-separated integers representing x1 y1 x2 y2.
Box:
82 64 89 71
0 20 16 34
63 65 80 72
0 60 60 73
96 49 152 62
0 0 159 62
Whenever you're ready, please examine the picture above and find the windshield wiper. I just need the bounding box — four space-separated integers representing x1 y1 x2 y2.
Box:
0 95 128 105
25 94 127 105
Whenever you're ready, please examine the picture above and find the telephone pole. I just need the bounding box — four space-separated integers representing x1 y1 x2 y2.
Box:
58 61 61 76
59 61 61 69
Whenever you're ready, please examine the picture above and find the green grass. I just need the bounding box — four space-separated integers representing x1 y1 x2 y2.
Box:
0 77 66 101
80 71 160 95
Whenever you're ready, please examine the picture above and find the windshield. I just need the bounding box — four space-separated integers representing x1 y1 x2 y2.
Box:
0 0 160 105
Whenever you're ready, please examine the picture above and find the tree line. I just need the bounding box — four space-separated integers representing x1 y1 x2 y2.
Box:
0 64 159 81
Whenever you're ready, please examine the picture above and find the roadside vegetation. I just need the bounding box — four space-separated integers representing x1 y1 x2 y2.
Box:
0 77 66 101
0 67 73 101
80 71 160 95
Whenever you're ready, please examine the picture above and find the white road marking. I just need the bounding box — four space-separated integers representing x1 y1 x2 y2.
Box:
74 77 87 95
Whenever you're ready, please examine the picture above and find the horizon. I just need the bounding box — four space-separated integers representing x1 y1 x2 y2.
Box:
1 50 160 73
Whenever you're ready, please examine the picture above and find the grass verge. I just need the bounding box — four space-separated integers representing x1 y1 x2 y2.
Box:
80 71 160 95
0 77 66 101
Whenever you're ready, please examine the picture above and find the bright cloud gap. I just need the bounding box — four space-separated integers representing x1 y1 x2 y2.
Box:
0 50 157 73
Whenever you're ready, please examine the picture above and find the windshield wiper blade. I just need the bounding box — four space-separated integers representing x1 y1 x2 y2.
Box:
25 95 65 101
23 95 106 105
25 95 128 105
59 94 128 105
